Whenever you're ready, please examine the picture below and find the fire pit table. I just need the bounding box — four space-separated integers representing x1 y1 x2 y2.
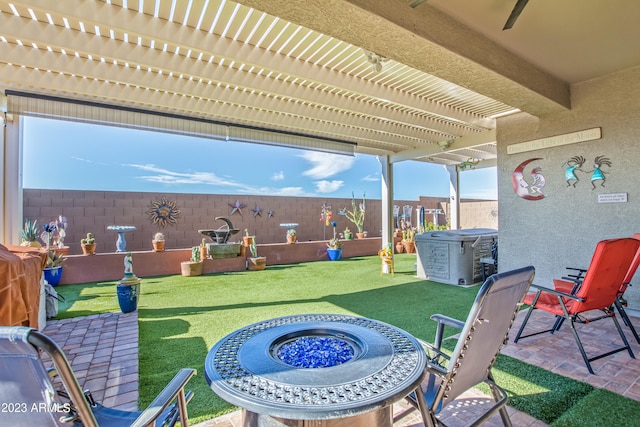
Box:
205 314 427 427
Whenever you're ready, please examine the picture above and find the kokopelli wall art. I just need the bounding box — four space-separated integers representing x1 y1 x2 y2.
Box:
562 155 612 190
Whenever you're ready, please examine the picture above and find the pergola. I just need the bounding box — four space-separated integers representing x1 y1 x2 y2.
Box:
2 0 639 246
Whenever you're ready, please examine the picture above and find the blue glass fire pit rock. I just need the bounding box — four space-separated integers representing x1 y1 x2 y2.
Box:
277 336 355 368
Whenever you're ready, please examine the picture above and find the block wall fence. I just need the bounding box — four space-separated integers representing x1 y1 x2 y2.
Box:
23 189 497 255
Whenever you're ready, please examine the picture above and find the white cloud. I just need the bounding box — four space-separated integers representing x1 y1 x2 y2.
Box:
125 163 243 187
71 156 93 163
300 152 355 179
362 173 379 182
315 180 344 193
126 164 313 196
272 171 285 181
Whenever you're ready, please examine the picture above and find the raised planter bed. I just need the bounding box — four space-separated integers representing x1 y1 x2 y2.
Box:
58 238 382 285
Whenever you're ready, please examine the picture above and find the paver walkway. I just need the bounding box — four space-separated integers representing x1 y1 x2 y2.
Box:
42 312 139 412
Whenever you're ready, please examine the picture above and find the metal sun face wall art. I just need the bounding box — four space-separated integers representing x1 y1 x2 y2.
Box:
147 197 181 227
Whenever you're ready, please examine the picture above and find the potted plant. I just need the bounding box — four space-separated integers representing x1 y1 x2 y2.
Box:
80 233 96 255
44 250 66 286
343 227 353 240
402 228 416 253
181 246 203 276
247 238 266 271
42 216 69 255
243 229 254 247
326 222 343 261
286 228 297 244
152 232 165 252
20 218 42 247
343 192 366 238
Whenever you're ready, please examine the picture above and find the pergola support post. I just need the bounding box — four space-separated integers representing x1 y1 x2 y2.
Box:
378 155 394 257
1 108 22 245
445 165 460 230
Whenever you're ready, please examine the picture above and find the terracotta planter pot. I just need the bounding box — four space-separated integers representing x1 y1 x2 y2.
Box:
355 232 366 239
52 246 70 256
81 243 96 255
402 241 416 253
152 240 165 252
248 256 267 271
181 261 203 276
395 243 404 254
286 235 297 244
243 236 254 247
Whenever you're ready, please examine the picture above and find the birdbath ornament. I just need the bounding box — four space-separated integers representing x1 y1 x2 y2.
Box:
107 225 136 252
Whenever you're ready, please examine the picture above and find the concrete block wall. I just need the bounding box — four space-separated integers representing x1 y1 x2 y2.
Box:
22 189 496 256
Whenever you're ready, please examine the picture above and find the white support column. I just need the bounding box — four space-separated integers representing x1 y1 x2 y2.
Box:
0 101 4 244
445 165 460 230
378 155 394 254
2 112 23 245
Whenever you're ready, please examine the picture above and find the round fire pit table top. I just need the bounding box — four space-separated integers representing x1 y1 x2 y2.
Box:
205 314 426 421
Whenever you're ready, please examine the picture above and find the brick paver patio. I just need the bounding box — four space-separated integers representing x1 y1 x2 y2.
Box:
40 306 640 426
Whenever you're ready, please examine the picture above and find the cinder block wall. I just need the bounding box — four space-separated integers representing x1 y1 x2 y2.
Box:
23 189 496 255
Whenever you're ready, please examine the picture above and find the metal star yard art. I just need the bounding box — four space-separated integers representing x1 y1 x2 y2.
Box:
268 209 275 218
228 199 246 216
251 204 264 218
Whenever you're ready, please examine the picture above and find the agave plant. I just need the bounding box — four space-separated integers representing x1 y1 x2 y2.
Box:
46 250 66 268
20 219 41 247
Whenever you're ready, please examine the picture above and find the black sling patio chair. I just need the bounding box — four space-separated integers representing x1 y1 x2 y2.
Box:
0 326 195 426
394 266 535 427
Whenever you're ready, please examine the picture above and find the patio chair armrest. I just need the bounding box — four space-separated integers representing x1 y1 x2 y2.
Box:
131 368 196 427
430 314 464 330
430 314 464 350
530 284 586 302
563 267 587 281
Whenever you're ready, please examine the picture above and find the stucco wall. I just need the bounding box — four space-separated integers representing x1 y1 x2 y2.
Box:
497 65 640 315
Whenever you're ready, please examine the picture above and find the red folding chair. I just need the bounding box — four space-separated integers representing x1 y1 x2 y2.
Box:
551 233 640 343
514 238 640 374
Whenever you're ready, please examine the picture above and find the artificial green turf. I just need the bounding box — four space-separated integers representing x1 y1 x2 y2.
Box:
551 388 640 427
55 254 640 425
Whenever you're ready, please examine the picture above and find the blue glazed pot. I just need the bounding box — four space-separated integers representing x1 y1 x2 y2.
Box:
117 283 140 313
327 248 343 261
43 266 63 286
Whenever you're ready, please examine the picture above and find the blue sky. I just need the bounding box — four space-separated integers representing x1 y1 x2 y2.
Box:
22 117 497 200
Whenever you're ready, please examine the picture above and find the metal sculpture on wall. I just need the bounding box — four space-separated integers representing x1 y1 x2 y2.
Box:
251 204 264 218
512 158 546 200
228 198 246 216
562 155 586 187
587 155 612 189
147 197 181 227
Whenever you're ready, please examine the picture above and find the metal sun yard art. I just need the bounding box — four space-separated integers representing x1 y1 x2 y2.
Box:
147 197 181 227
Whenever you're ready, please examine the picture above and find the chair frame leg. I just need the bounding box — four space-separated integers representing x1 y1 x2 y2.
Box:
615 297 640 344
559 301 635 375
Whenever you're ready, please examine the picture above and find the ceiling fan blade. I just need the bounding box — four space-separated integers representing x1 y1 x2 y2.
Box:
503 0 530 30
409 0 428 8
